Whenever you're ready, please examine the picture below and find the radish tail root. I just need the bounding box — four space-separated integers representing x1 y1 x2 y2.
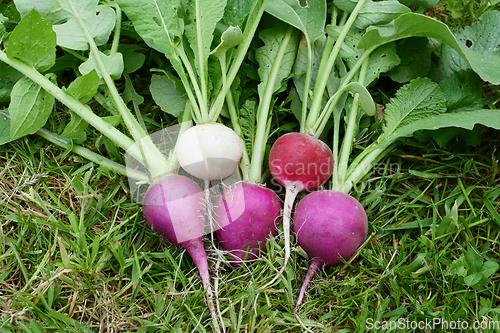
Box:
295 259 322 310
185 240 221 333
294 259 322 333
258 184 299 291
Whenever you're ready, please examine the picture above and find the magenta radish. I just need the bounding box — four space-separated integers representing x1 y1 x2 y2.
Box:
214 181 281 267
292 190 368 308
262 132 334 287
142 174 207 284
214 26 300 269
142 174 219 329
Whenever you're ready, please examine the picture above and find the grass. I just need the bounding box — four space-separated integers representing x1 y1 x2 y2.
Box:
1 123 500 332
2 1 500 332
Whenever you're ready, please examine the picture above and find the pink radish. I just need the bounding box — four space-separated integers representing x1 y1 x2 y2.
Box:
293 190 368 308
142 174 219 331
263 132 334 287
214 181 281 267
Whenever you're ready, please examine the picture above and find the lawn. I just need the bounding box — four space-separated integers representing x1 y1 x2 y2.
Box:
1 0 500 332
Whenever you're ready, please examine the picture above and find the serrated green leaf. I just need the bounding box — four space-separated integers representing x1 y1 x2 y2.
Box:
382 78 446 139
79 50 124 83
6 10 56 71
150 74 187 117
266 0 326 44
438 11 500 81
0 111 11 145
293 35 340 106
385 109 500 146
256 23 299 98
439 70 482 112
14 0 116 51
388 37 432 84
184 0 227 75
239 98 257 159
0 14 8 37
365 42 400 86
9 75 55 140
115 0 182 57
359 12 500 84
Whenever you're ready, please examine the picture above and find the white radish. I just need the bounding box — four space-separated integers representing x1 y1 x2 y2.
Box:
176 123 244 181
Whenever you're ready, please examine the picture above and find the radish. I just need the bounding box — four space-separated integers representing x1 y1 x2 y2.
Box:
142 173 221 330
213 25 300 269
293 190 368 308
263 132 334 287
214 181 281 267
176 123 244 181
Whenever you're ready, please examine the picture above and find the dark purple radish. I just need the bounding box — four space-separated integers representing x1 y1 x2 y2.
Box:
214 181 281 267
263 132 334 287
292 190 368 308
142 174 219 332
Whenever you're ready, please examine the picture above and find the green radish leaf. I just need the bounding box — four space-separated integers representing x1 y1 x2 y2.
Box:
79 50 124 83
398 0 439 8
293 35 340 105
385 109 500 145
343 82 376 116
438 70 482 112
365 42 400 86
220 0 252 28
438 11 500 80
334 0 410 28
184 0 227 75
353 0 410 30
150 74 187 117
14 0 116 51
6 10 56 72
9 75 55 140
256 23 299 99
387 37 432 84
359 12 500 84
381 77 446 140
265 0 326 45
0 111 11 145
0 14 7 37
210 26 244 58
66 70 99 104
239 98 257 159
115 0 182 56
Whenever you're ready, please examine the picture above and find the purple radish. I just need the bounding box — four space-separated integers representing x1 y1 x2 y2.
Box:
142 174 219 331
263 132 334 287
293 190 368 308
214 181 281 267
